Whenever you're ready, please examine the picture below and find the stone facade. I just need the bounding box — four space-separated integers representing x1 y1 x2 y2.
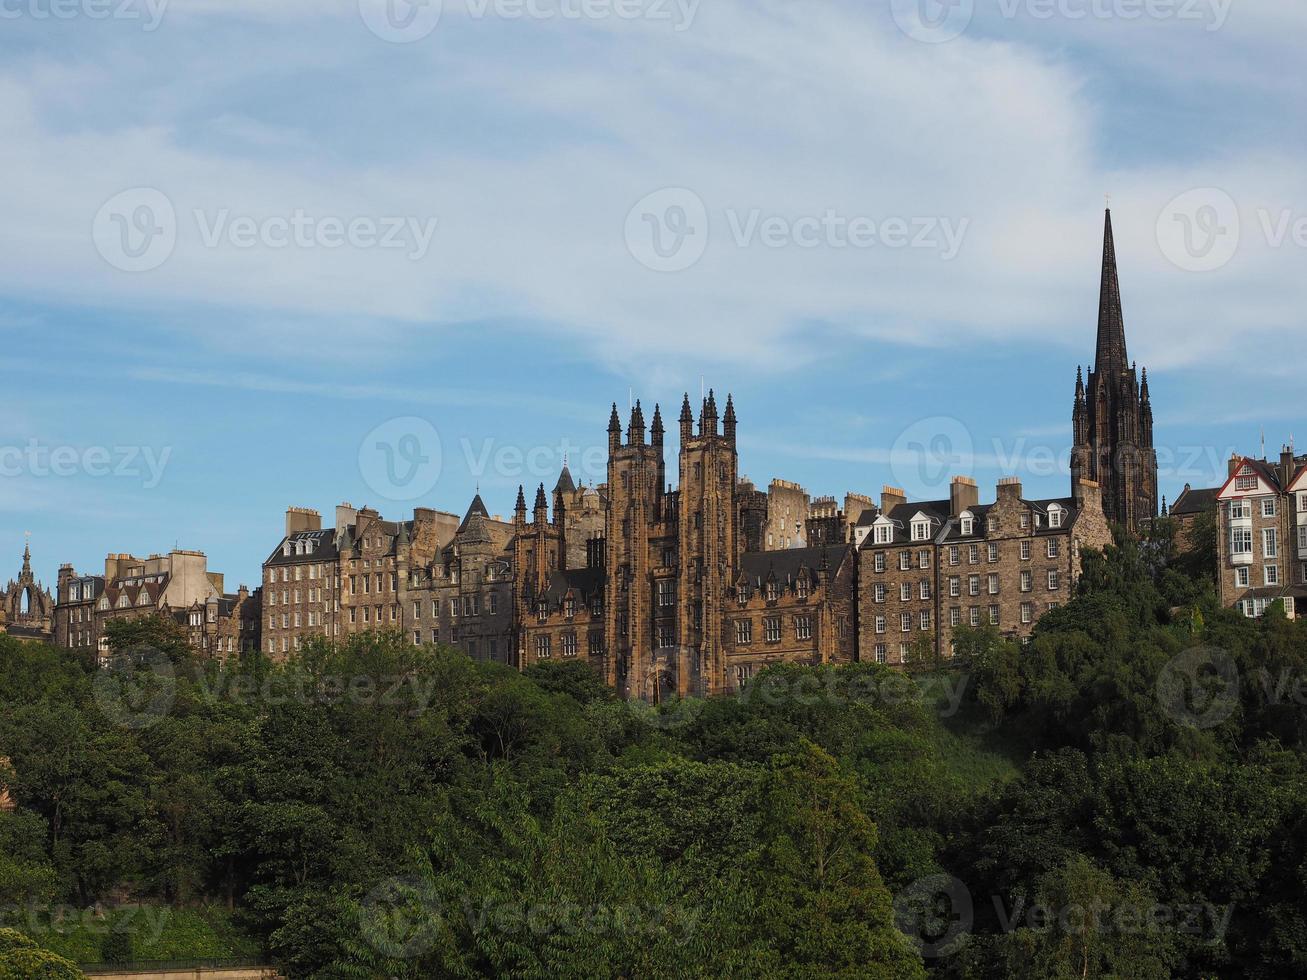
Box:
1071 209 1158 532
1215 450 1307 619
857 476 1111 665
55 550 254 661
1 540 54 641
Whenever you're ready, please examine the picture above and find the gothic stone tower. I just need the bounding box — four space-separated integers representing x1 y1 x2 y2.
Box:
2 540 55 641
1072 209 1158 531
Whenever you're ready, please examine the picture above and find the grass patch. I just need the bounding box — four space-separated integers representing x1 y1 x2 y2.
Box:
13 904 261 965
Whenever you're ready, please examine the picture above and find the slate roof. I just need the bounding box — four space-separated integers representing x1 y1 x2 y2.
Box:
1169 486 1218 516
738 544 851 585
265 529 339 566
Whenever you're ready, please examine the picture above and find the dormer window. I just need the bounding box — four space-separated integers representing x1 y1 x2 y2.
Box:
873 524 893 544
138 591 151 607
282 542 292 557
797 576 809 599
99 596 111 611
959 514 973 536
765 580 778 601
911 520 931 542
1048 506 1064 529
117 594 130 609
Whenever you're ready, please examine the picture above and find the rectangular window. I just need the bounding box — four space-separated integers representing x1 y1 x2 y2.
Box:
1230 500 1251 520
875 615 886 634
899 551 912 571
949 607 961 627
987 573 999 595
1265 564 1280 586
874 552 886 573
562 633 578 657
736 620 753 645
948 576 960 597
1048 570 1061 590
920 610 931 630
1020 540 1031 561
1262 498 1277 518
1020 602 1033 625
1263 528 1278 559
949 546 959 565
989 605 1000 626
918 549 931 569
900 613 912 633
536 635 551 658
764 617 781 643
875 583 886 603
900 582 911 601
795 616 812 641
987 543 999 563
874 643 887 663
920 580 931 600
969 606 980 627
969 575 980 596
1231 527 1253 555
1046 539 1060 559
1020 570 1033 592
1235 566 1249 588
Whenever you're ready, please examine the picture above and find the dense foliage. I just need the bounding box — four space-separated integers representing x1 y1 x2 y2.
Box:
1 516 1305 977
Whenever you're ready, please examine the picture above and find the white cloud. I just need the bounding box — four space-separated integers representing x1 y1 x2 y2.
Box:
0 0 1301 379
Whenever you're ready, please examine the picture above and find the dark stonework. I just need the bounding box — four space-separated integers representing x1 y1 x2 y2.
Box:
1071 209 1159 532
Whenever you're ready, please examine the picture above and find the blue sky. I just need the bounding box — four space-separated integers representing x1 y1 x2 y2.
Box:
1 0 1304 591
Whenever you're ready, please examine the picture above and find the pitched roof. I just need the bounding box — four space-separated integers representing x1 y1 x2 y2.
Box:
1169 486 1218 516
738 544 851 584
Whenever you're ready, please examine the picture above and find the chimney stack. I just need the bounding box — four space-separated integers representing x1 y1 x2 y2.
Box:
949 476 979 517
996 476 1023 504
285 506 322 536
881 485 907 513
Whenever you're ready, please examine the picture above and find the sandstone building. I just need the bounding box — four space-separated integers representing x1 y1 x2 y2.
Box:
856 475 1111 664
1215 449 1307 618
55 550 258 660
1071 209 1158 532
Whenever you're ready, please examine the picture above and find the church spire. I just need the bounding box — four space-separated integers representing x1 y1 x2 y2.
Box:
1095 208 1128 375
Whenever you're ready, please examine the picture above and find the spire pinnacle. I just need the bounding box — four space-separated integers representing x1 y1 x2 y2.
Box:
608 402 621 433
679 392 693 423
1095 207 1129 376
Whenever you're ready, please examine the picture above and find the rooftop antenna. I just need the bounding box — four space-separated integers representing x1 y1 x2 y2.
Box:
628 387 633 412
1261 427 1266 460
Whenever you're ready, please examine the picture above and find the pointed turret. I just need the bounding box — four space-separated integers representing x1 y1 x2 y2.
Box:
1140 366 1151 403
650 403 664 444
1096 209 1129 377
514 484 527 526
627 400 646 446
533 483 549 523
608 402 622 452
723 393 737 443
554 462 576 495
700 388 718 437
679 392 694 442
1075 365 1085 401
21 540 31 579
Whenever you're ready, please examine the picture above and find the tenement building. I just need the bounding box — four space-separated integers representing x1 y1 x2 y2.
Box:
54 550 257 660
1215 449 1307 618
1071 209 1158 532
857 475 1111 664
